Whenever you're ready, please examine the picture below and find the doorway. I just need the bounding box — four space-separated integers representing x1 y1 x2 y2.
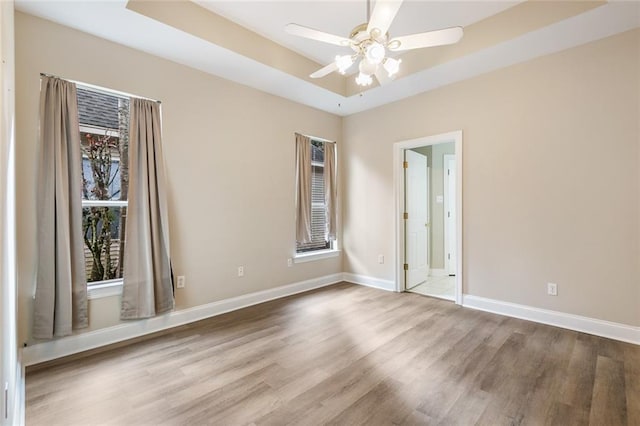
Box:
405 149 429 289
394 131 463 304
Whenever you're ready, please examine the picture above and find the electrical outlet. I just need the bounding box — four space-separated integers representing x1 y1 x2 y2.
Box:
238 266 244 277
176 276 185 289
378 254 384 264
287 258 293 267
547 282 557 296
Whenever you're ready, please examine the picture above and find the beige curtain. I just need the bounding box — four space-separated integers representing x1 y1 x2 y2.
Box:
295 133 312 244
324 141 337 241
121 98 174 319
33 77 88 339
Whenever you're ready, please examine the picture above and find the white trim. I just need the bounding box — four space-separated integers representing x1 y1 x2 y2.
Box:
429 269 448 277
304 134 335 144
74 81 159 104
342 273 395 292
394 131 463 305
79 125 120 137
13 363 25 426
22 273 343 366
293 249 340 263
443 154 455 276
87 280 123 300
463 295 640 345
454 141 462 304
81 200 128 208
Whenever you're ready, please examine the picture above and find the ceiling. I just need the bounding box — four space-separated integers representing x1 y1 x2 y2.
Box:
194 1 521 66
14 0 640 116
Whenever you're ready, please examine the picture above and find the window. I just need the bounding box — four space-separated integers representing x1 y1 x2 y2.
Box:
294 134 337 260
77 86 129 286
296 139 337 255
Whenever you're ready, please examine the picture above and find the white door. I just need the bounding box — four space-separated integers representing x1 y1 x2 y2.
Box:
405 150 429 289
444 155 456 275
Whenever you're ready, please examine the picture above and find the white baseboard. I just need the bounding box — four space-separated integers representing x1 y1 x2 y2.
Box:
23 277 638 366
429 269 448 277
343 273 396 292
22 273 343 366
463 294 640 345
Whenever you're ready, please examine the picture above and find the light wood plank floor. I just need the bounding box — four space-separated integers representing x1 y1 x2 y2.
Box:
26 283 639 425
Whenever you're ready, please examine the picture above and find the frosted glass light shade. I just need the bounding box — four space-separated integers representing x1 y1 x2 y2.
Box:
335 55 354 74
383 57 402 77
355 72 373 86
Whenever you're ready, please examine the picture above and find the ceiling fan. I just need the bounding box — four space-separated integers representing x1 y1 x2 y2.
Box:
285 0 464 87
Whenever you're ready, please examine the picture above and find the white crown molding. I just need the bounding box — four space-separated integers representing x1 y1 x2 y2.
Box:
463 294 640 345
22 273 343 366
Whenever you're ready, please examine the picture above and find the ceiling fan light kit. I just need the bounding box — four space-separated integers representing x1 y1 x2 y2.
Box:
335 55 355 74
383 57 401 77
285 0 464 88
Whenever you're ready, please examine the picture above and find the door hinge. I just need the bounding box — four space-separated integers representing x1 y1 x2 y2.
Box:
448 254 451 260
403 212 408 220
448 211 451 218
404 263 409 271
403 161 408 169
448 169 450 175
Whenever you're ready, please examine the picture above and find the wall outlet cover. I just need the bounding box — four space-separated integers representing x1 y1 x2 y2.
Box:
176 276 185 288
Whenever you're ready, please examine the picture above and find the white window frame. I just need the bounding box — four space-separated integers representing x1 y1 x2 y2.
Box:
78 83 129 297
294 139 339 262
81 196 127 293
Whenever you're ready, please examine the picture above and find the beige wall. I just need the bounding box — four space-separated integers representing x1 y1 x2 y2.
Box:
13 12 640 347
15 12 342 344
343 29 640 326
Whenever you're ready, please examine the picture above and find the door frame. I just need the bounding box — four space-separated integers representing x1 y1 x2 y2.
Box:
443 154 456 276
394 131 463 304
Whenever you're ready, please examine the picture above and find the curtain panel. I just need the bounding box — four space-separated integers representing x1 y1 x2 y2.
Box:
295 133 312 244
33 77 88 339
120 98 174 319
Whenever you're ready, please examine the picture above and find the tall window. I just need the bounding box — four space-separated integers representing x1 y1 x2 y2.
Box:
296 140 332 253
295 133 337 257
77 86 129 285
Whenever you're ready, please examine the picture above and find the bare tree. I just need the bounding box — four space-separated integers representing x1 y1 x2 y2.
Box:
81 131 120 282
115 100 129 277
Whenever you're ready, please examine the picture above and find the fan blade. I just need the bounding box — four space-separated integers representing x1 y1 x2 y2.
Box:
367 0 403 37
310 62 338 79
388 26 463 51
375 68 393 86
285 23 351 47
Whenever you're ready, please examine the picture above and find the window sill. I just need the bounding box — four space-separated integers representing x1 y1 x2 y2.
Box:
87 280 123 300
294 249 341 264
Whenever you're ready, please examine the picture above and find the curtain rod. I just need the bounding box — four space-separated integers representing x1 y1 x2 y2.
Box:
39 72 161 104
296 132 336 144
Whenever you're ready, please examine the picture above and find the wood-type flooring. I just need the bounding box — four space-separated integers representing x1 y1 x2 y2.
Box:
26 283 639 425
